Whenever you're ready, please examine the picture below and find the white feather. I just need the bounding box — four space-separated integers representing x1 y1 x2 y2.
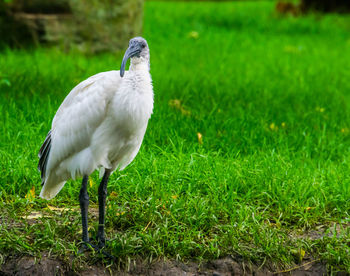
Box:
40 63 153 200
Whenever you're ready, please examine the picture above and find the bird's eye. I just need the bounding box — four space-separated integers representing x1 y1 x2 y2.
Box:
141 43 146 48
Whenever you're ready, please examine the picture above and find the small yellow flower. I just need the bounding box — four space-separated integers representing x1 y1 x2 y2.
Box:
188 31 199 39
281 122 286 128
169 99 191 116
109 191 118 198
171 195 178 200
169 99 181 108
299 249 306 262
25 186 35 201
269 123 278 131
197 132 203 144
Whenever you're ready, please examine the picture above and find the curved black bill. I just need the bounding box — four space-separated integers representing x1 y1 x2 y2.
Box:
120 45 142 77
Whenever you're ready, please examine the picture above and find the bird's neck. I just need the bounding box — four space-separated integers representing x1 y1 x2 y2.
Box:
129 61 149 74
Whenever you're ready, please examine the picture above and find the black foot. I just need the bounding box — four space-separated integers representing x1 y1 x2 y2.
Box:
79 240 115 261
79 241 99 253
97 237 110 249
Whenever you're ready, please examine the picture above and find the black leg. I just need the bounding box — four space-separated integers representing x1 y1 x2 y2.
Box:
79 175 90 243
97 169 111 248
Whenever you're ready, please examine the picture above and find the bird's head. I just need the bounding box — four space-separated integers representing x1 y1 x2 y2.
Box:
120 37 150 77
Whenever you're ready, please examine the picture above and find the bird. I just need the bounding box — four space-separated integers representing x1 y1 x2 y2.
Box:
38 37 154 249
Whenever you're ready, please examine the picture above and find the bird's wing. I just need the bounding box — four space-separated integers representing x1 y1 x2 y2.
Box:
44 70 121 176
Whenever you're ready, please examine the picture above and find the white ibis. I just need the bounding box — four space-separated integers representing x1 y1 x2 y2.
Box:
38 37 154 249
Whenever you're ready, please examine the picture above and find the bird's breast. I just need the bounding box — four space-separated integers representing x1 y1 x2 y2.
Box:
111 72 154 133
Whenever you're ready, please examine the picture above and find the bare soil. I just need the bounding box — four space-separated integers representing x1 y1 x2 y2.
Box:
0 255 327 276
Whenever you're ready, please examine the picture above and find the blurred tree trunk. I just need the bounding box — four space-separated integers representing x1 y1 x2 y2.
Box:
1 0 144 52
301 0 350 13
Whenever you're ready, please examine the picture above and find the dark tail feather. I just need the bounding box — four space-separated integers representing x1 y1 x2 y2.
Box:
38 130 51 158
38 130 52 185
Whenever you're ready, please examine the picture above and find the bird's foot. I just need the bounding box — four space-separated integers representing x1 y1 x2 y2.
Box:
95 238 116 260
97 236 108 249
79 239 115 261
78 241 99 254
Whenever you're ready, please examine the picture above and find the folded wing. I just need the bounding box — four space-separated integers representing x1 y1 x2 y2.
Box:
38 71 120 185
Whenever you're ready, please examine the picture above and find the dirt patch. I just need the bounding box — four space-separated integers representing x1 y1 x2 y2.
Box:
0 255 327 276
125 257 327 276
0 256 70 276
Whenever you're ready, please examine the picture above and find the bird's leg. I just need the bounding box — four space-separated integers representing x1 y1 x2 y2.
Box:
79 175 90 244
97 169 111 248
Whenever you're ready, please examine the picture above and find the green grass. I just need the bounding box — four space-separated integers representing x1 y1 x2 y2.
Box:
1 1 350 273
